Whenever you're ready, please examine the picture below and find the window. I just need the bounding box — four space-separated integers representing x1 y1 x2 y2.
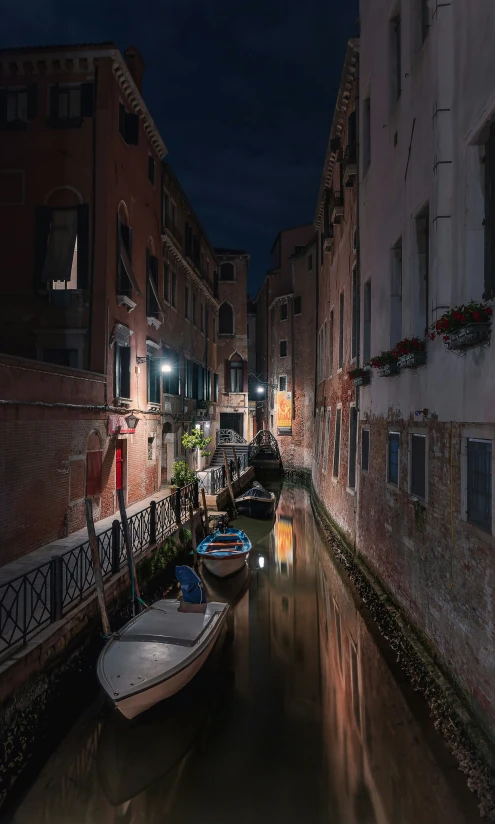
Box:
214 373 219 402
200 303 205 332
148 436 156 462
410 433 426 499
388 432 400 486
333 408 342 478
320 231 324 261
338 292 344 369
49 83 93 126
219 302 234 335
192 362 199 400
35 205 89 291
323 409 332 474
279 375 287 392
348 406 358 489
294 296 302 315
184 285 190 319
185 222 192 257
147 355 161 404
280 340 288 357
390 239 402 346
307 254 313 272
164 263 170 302
1 85 37 128
484 124 495 300
116 215 134 298
362 429 370 472
351 267 359 360
363 97 371 173
115 345 131 400
467 439 492 532
390 14 402 104
230 357 244 392
118 102 139 145
329 310 334 377
184 358 193 398
415 206 429 334
146 250 159 320
280 302 288 321
42 348 78 367
220 261 234 280
363 279 372 364
192 292 196 325
148 155 155 185
162 349 180 396
171 269 177 308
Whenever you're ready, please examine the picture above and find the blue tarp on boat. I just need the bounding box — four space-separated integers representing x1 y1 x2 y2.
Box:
175 565 206 604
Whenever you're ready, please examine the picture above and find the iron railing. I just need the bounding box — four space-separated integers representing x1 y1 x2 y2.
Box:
216 429 247 444
197 451 249 495
0 482 197 657
248 429 281 463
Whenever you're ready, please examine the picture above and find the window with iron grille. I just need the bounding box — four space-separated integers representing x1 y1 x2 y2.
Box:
338 292 344 368
333 408 342 478
388 432 400 486
348 406 357 488
363 279 371 364
280 340 288 357
280 302 288 321
467 439 492 532
362 429 370 472
294 296 302 315
410 434 426 499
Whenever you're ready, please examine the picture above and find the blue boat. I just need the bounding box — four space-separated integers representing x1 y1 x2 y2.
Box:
197 527 252 578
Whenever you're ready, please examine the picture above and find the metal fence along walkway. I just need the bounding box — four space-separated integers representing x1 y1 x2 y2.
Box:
0 483 198 657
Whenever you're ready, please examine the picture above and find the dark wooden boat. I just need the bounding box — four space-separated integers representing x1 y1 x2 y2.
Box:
235 484 276 519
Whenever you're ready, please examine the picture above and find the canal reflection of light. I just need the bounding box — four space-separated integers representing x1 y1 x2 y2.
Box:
275 514 293 572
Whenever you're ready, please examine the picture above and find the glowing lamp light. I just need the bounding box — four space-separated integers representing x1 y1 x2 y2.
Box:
161 362 172 373
257 386 264 394
258 555 265 569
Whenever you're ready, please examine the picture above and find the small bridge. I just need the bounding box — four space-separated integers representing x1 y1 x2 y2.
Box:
248 429 281 468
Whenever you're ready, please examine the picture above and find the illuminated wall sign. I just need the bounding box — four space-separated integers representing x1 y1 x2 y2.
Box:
277 391 292 434
108 414 136 435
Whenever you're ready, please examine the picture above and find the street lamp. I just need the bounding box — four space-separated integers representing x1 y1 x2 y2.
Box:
257 385 265 394
161 362 172 373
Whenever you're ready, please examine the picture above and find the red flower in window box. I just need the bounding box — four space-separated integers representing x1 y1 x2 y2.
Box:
429 300 493 339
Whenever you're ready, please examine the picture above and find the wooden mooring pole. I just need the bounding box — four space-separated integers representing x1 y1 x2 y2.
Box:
201 487 209 536
117 487 142 616
85 498 111 637
223 449 237 514
189 503 198 568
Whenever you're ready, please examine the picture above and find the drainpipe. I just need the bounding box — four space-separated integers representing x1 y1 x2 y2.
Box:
88 64 98 373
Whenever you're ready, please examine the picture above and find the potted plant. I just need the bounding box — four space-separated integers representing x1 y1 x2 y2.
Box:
429 300 492 351
171 460 197 489
394 336 426 369
182 428 212 471
369 350 400 377
348 367 370 386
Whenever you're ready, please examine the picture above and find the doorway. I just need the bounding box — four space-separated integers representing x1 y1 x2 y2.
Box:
116 439 125 492
220 413 243 438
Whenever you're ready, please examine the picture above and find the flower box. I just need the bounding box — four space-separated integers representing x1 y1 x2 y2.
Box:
398 351 427 369
378 362 400 377
354 373 370 386
447 322 491 351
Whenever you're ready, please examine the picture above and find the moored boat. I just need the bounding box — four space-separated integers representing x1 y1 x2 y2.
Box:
235 484 276 519
197 528 251 578
97 598 228 720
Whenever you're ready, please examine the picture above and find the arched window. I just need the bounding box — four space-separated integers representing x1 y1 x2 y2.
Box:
220 261 234 281
36 187 87 291
225 352 246 393
86 430 102 497
218 302 234 335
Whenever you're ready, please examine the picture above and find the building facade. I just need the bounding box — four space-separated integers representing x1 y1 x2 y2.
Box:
0 43 220 564
214 248 250 442
357 0 495 739
312 41 359 541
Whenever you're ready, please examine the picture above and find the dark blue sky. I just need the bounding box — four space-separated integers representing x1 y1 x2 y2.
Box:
3 0 358 293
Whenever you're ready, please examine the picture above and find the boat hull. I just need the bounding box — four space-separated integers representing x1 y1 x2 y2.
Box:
235 497 275 519
114 633 219 720
202 552 249 579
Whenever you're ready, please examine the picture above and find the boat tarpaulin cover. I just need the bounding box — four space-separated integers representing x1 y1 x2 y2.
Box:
239 487 272 500
176 565 206 604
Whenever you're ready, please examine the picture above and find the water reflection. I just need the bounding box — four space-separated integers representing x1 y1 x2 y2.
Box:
7 486 481 823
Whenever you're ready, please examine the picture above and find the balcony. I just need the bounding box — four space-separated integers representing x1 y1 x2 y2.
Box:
343 144 357 187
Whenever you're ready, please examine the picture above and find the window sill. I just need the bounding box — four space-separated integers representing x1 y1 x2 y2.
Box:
346 486 356 496
386 481 399 492
147 316 162 329
409 494 427 507
337 367 343 374
114 397 132 407
117 294 137 312
463 520 495 545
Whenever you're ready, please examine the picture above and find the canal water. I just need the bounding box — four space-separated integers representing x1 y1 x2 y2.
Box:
3 484 481 823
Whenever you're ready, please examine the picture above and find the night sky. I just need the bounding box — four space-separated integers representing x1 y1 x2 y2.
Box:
3 1 358 293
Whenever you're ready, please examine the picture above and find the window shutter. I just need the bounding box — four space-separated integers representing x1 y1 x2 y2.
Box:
34 206 51 289
86 450 102 496
77 204 89 289
224 359 231 393
27 84 38 119
50 85 58 118
0 89 7 125
80 83 94 117
242 359 248 392
126 112 139 145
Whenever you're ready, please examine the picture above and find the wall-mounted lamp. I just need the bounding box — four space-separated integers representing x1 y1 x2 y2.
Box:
161 362 172 373
124 413 140 430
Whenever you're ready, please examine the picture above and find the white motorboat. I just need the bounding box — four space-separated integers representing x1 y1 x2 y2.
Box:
97 598 228 720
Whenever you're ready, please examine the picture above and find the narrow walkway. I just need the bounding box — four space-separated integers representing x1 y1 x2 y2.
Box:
0 487 172 586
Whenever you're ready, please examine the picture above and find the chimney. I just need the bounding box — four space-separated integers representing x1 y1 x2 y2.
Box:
124 46 145 93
